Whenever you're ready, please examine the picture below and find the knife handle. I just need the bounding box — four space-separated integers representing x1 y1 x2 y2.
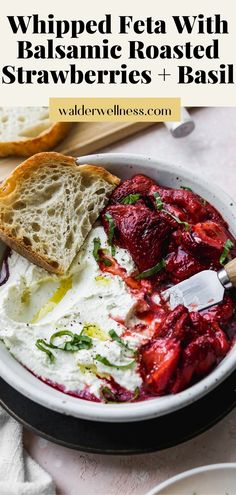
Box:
224 258 236 287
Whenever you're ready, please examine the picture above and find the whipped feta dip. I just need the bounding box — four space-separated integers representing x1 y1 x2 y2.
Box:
0 226 143 400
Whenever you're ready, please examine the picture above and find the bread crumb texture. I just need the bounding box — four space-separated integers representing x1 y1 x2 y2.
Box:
0 108 71 157
0 152 119 273
0 107 51 141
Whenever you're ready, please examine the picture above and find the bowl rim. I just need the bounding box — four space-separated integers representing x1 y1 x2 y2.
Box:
0 152 236 423
145 463 236 495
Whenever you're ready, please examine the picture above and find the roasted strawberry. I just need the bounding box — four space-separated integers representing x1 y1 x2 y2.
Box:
111 174 156 204
190 312 230 355
167 229 183 253
171 318 230 393
149 185 207 223
171 335 217 393
157 305 192 341
140 338 181 395
193 221 229 248
159 206 189 230
210 322 230 356
181 221 229 260
165 247 205 283
102 204 171 272
100 175 235 399
170 364 194 394
201 295 234 326
202 201 229 228
189 311 210 336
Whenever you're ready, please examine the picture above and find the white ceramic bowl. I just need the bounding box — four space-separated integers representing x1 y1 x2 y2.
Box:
145 463 236 495
0 153 236 423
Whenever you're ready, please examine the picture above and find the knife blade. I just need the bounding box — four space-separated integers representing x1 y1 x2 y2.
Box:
162 258 236 312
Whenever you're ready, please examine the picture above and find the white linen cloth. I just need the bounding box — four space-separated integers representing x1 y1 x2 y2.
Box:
0 406 55 495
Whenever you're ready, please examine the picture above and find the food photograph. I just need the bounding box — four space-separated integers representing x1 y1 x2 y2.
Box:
0 106 236 494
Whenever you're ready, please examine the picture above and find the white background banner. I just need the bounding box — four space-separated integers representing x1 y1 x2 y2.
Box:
0 0 235 106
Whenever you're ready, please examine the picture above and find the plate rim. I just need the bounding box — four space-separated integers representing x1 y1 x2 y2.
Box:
145 463 236 495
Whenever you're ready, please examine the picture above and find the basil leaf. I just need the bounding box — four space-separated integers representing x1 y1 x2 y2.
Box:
153 191 163 210
180 186 193 192
36 331 92 363
95 354 136 370
135 259 166 280
75 335 93 350
220 239 234 265
100 385 140 404
153 192 190 230
93 237 101 262
100 386 124 404
132 386 140 401
93 237 112 266
121 193 141 205
105 213 116 256
36 339 55 363
51 331 92 351
63 336 92 352
103 258 112 267
100 386 117 402
109 329 137 357
163 209 190 231
49 330 74 346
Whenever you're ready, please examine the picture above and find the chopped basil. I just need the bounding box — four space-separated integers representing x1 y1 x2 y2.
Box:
153 191 163 210
180 186 193 192
105 213 116 256
92 237 101 262
50 330 92 351
36 330 92 362
132 386 140 401
35 339 55 363
163 209 190 231
49 330 78 347
95 354 136 370
121 193 141 205
100 385 140 404
135 259 166 280
220 239 234 265
109 329 137 357
153 192 189 230
101 386 117 402
93 237 112 266
103 258 112 267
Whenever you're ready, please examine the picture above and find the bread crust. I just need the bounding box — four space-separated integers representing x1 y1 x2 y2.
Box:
0 152 120 273
0 227 64 274
77 164 120 187
0 152 120 199
0 122 71 158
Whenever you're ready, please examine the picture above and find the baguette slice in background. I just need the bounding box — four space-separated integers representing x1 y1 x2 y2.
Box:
0 107 71 157
0 152 120 274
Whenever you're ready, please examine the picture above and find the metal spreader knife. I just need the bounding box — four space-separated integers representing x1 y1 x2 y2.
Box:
162 258 236 312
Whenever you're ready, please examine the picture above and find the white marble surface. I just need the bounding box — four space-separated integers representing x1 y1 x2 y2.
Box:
21 106 236 494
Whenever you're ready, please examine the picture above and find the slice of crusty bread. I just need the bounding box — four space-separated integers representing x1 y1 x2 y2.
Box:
0 152 120 274
0 107 71 157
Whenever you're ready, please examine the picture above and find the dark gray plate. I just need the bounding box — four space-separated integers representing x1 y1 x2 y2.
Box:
0 373 236 455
